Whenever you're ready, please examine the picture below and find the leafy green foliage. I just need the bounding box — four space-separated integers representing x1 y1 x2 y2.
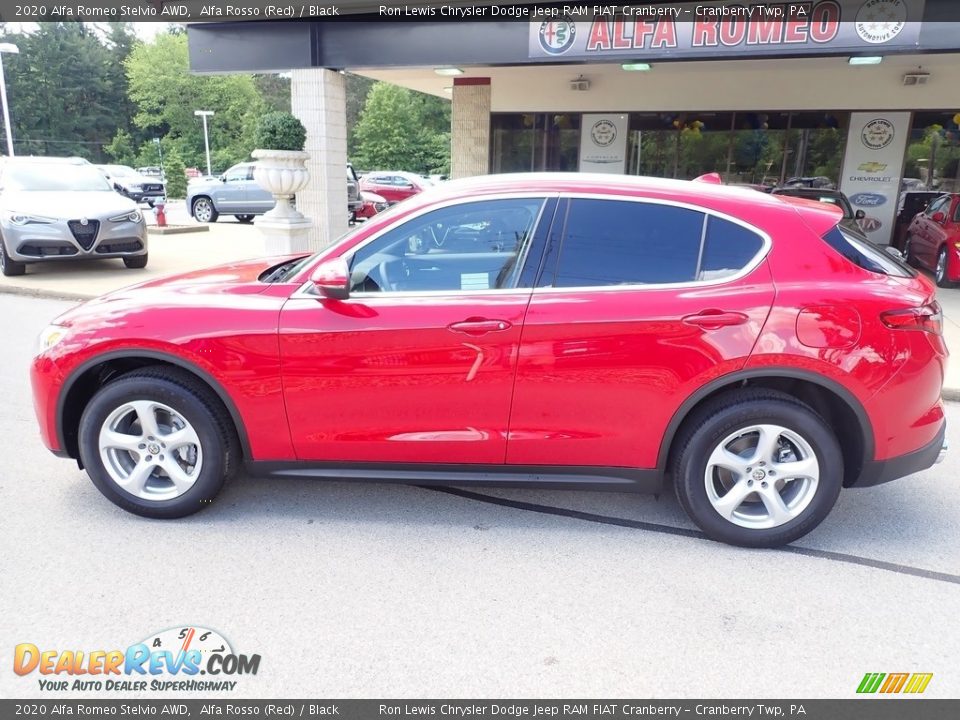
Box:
253 112 306 151
104 129 137 167
351 82 450 175
163 151 187 200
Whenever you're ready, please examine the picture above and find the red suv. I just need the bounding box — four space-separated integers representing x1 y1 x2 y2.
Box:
359 171 428 204
31 174 948 547
904 193 960 288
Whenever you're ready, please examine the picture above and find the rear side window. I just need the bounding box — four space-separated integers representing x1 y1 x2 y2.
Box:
552 199 765 287
822 226 916 278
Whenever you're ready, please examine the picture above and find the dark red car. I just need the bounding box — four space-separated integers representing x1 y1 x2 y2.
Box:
904 193 960 287
359 171 428 204
31 174 947 547
354 190 389 221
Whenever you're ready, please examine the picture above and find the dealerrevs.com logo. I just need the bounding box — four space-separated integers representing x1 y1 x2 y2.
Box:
13 626 260 692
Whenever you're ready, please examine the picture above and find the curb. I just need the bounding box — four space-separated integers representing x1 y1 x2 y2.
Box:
942 388 960 403
147 225 210 236
0 284 94 302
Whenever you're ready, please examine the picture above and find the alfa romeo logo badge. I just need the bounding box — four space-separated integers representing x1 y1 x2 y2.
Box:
538 21 576 55
591 119 617 147
855 0 907 44
861 118 895 150
80 218 89 226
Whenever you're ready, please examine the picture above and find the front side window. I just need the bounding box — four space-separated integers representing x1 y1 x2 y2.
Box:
926 197 948 217
348 198 546 293
224 166 249 182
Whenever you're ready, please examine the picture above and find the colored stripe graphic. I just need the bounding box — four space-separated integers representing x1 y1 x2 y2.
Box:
857 672 932 694
880 673 909 693
903 673 934 694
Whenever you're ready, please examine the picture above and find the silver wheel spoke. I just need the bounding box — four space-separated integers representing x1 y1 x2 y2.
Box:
161 459 196 494
712 479 754 520
758 485 793 526
131 401 161 439
163 425 200 451
774 456 818 481
119 460 155 495
752 425 781 465
706 445 748 476
100 429 142 454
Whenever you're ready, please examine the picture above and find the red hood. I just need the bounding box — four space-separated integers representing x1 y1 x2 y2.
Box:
52 254 306 327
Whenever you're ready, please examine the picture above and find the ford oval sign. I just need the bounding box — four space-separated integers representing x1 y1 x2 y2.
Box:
849 192 888 208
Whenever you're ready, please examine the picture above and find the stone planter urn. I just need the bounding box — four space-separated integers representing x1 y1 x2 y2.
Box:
251 148 311 221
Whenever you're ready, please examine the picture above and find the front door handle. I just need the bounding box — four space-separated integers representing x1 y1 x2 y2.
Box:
682 310 749 329
448 318 512 335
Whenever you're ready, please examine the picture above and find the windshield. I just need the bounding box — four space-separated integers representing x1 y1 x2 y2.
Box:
777 190 853 219
4 163 114 192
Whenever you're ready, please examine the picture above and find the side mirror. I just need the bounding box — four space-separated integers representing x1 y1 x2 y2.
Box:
883 246 905 261
855 209 866 220
932 211 946 223
309 257 350 300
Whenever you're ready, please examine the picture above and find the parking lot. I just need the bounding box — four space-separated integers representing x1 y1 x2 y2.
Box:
1 293 958 699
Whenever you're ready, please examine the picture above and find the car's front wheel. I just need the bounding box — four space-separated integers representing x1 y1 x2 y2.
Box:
191 197 219 223
672 390 842 548
123 254 148 269
935 247 956 288
0 240 26 276
78 367 238 518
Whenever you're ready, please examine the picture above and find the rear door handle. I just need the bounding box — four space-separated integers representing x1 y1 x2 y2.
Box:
448 319 512 335
682 310 749 329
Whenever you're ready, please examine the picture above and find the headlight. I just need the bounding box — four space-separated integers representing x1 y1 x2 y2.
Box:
109 211 143 223
5 212 56 226
35 324 68 355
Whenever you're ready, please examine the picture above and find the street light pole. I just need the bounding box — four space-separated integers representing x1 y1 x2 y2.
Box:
0 43 21 157
194 110 215 176
153 137 164 175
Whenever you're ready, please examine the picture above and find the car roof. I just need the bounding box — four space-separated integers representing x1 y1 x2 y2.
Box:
2 155 90 165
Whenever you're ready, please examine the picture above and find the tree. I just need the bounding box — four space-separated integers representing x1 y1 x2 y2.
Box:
125 33 264 172
163 151 187 200
0 23 128 159
351 82 450 174
104 129 137 166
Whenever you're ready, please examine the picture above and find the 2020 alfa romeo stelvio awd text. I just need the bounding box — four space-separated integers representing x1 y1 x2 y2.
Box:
31 174 949 547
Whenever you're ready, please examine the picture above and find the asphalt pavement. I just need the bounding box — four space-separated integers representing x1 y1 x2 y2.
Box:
1 294 958 699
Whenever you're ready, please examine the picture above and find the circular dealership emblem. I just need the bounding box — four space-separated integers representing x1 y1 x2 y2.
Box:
855 0 907 44
861 118 895 150
538 21 576 55
591 119 617 147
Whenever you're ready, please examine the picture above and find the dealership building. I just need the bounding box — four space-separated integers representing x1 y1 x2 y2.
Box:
188 0 960 248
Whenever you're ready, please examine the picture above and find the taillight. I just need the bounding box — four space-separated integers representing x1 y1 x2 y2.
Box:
881 301 943 335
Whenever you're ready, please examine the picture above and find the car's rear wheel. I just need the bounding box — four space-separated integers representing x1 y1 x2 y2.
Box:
235 215 254 223
78 367 238 518
672 389 842 548
123 254 148 269
0 240 26 276
903 236 918 267
935 247 956 288
192 197 218 223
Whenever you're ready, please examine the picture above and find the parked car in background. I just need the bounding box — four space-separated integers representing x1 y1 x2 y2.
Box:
359 171 428 204
187 162 271 223
347 163 363 221
137 166 165 182
1 157 147 276
770 187 867 238
893 190 945 250
781 176 836 190
97 165 165 207
31 174 946 548
354 190 389 221
904 193 960 287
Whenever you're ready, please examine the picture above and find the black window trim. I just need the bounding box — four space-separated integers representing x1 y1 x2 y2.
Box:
536 193 772 293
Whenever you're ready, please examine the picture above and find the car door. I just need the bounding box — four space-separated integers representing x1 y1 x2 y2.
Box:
506 196 776 470
213 165 250 212
279 195 557 464
914 196 947 267
245 165 275 213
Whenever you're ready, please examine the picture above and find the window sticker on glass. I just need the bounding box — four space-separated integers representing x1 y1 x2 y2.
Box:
461 273 490 290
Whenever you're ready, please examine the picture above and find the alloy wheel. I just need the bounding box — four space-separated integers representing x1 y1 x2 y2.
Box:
98 400 203 500
193 199 213 223
704 424 820 530
936 249 947 284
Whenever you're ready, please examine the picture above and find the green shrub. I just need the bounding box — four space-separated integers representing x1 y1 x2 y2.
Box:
253 112 307 151
163 152 187 199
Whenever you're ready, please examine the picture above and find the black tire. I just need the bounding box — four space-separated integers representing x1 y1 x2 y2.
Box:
672 389 843 548
0 240 26 276
235 215 255 224
903 235 919 268
191 196 219 223
78 367 240 519
146 200 155 209
935 247 957 288
123 254 148 269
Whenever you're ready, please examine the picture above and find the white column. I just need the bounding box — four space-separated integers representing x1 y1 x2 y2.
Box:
450 79 491 179
291 68 349 250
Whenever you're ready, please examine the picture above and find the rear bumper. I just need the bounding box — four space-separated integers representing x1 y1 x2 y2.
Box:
850 420 947 488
